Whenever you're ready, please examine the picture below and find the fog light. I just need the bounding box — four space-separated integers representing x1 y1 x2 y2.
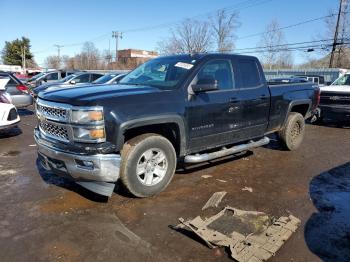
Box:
76 159 94 169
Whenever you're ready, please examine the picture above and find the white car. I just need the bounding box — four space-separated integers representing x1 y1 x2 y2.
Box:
0 78 20 130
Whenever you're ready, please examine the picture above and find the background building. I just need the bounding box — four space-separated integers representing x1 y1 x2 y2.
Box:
117 49 158 69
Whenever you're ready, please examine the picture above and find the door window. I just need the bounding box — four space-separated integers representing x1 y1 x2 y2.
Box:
73 74 90 83
91 74 103 81
46 73 58 80
195 60 234 90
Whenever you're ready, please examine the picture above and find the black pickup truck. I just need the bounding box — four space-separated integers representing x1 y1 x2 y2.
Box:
34 54 319 197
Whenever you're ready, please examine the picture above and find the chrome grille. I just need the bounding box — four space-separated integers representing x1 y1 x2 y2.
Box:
39 121 69 141
37 104 67 120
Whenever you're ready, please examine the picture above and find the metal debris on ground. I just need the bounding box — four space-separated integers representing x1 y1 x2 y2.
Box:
201 175 213 179
202 191 227 210
216 179 227 183
178 206 300 262
242 187 253 193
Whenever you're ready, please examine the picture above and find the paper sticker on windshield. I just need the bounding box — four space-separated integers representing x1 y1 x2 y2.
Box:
175 62 193 70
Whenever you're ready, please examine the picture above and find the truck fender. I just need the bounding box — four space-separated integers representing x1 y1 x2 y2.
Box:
117 115 187 156
283 99 312 126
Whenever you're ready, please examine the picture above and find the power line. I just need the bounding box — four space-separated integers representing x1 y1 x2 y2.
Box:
121 0 273 33
234 14 338 40
32 0 273 53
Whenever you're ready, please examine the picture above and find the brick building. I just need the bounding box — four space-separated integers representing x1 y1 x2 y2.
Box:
117 49 158 69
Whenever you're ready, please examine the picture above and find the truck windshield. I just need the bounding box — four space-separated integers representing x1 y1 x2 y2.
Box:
332 74 350 86
119 57 197 89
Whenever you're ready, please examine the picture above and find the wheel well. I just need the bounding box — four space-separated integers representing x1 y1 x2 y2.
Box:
290 104 309 117
123 123 181 155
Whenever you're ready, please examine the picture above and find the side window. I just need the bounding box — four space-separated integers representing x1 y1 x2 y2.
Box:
92 74 102 81
238 60 262 89
74 74 90 83
46 73 58 80
196 60 234 90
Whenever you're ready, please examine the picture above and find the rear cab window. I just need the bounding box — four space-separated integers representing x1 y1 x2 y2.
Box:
237 59 263 89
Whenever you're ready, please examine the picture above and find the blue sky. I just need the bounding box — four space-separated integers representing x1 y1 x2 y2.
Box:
0 0 338 66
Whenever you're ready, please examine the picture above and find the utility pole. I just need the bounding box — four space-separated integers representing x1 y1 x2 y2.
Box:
21 45 26 72
112 31 123 62
329 0 343 68
54 44 64 68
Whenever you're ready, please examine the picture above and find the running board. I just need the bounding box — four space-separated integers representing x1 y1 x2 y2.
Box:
184 137 270 164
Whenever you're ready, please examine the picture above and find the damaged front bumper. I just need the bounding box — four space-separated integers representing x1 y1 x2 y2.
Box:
34 128 121 196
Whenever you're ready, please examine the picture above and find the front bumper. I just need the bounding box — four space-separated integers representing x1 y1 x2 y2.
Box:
319 105 350 121
35 131 121 183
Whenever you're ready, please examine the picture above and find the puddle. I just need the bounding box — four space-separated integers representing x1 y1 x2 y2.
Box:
39 191 97 213
1 151 21 157
305 162 350 262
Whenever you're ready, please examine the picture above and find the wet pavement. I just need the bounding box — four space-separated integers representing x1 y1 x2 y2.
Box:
0 107 350 262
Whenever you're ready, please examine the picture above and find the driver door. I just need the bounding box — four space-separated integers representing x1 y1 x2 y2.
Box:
186 59 241 152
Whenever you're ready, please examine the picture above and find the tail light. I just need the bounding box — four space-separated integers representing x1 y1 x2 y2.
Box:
314 88 321 108
16 84 29 93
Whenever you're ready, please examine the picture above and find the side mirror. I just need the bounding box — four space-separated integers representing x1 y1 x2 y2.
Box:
70 80 76 85
191 78 218 93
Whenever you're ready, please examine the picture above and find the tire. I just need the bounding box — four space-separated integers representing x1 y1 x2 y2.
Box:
120 134 177 197
278 112 305 151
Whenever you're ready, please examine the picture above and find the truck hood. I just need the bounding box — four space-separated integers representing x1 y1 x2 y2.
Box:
38 84 161 106
34 82 88 94
320 85 350 93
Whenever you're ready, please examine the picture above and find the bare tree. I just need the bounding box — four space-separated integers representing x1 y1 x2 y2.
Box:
210 9 240 52
44 55 60 69
157 19 212 54
258 20 293 69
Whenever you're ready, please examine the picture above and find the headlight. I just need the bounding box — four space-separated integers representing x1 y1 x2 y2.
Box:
73 127 105 142
71 108 104 124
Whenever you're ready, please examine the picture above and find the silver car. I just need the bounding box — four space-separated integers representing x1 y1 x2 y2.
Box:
0 72 33 108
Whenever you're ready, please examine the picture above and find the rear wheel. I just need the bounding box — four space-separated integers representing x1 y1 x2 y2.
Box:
278 112 305 151
120 134 176 197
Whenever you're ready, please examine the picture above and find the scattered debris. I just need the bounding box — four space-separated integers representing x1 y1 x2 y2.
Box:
202 192 227 210
201 175 212 179
28 144 36 147
242 187 253 193
216 179 227 183
178 206 300 261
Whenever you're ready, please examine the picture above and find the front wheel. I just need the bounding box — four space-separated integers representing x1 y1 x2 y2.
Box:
120 134 177 197
278 112 305 151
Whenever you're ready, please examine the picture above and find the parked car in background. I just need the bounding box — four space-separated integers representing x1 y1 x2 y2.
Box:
25 70 78 88
315 73 350 123
0 78 20 131
294 75 326 86
35 53 319 197
268 77 308 84
32 72 104 98
92 73 126 85
0 71 33 108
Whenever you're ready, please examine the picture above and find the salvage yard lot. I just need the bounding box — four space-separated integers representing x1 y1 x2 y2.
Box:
0 107 350 262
